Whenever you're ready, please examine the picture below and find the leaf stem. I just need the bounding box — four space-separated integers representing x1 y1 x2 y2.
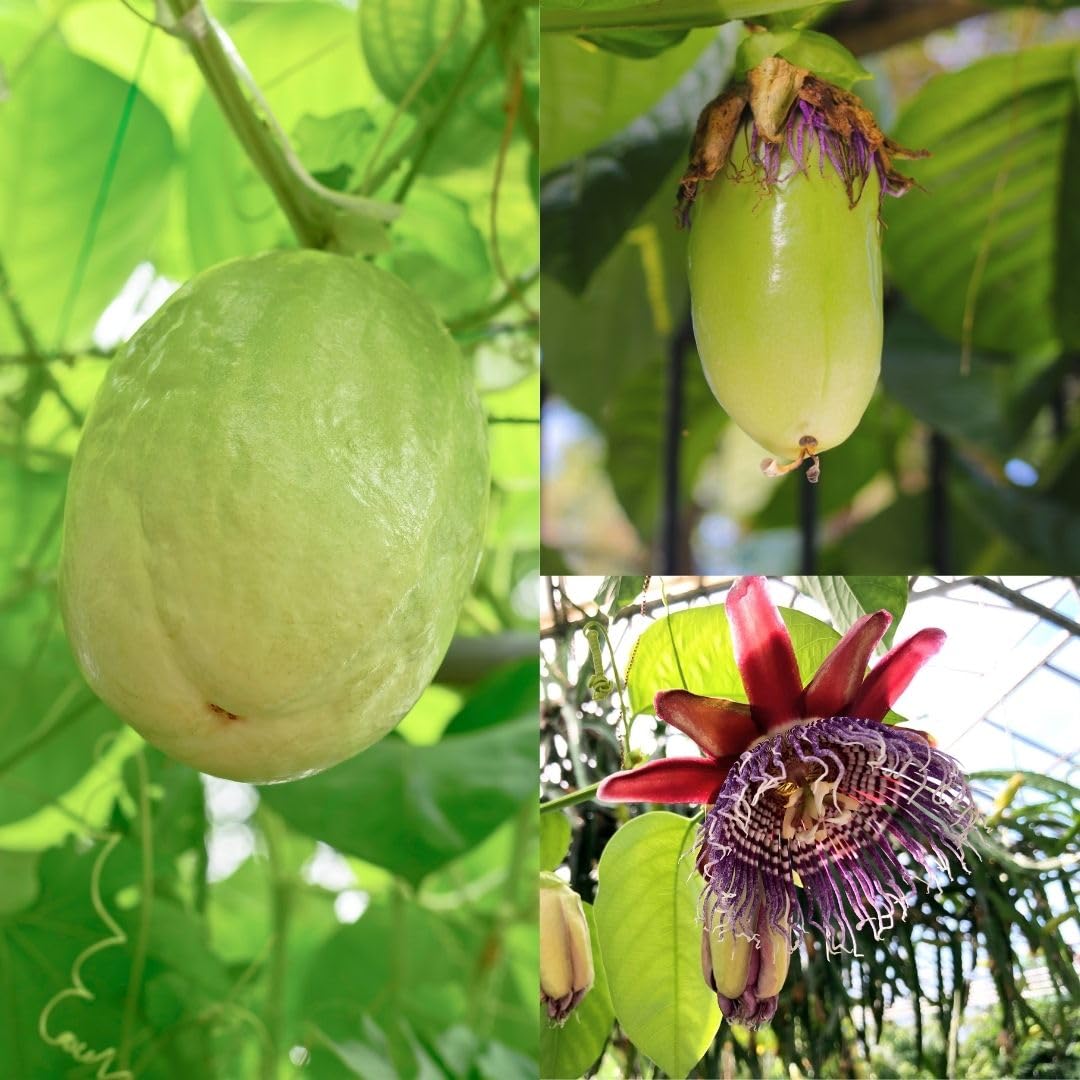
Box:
161 0 328 247
540 0 751 33
541 782 600 814
161 0 395 253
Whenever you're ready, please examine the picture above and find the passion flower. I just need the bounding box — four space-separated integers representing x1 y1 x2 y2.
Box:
679 58 925 481
599 577 977 1028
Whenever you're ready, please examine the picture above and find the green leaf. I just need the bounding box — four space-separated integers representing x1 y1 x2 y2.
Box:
207 841 338 968
953 460 1080 568
261 664 537 885
735 28 870 89
627 601 842 714
605 348 726 539
593 811 719 1078
379 182 494 321
541 174 690 423
303 898 536 1074
0 836 230 1078
593 575 646 616
358 0 506 174
880 304 1061 458
540 29 717 172
58 0 204 133
0 459 126 834
185 91 293 270
539 902 614 1079
539 810 572 871
540 29 736 294
540 0 852 35
884 42 1080 355
0 41 175 350
184 1 383 268
792 576 908 650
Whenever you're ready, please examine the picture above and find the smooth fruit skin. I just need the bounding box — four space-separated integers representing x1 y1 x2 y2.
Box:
60 250 488 784
688 133 883 462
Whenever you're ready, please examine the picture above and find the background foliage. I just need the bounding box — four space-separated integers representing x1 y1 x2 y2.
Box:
0 0 539 1075
540 575 1080 1079
539 1 1080 575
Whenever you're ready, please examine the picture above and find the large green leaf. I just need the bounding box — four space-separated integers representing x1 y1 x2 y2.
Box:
792 576 908 649
540 0 849 33
0 836 231 1079
541 29 736 294
359 0 507 173
540 29 717 172
0 459 123 832
627 601 842 714
379 182 494 320
880 304 1061 458
303 897 536 1076
953 460 1080 569
539 902 614 1080
884 43 1080 355
734 26 868 89
593 811 718 1078
0 41 175 350
185 91 293 271
605 347 726 539
539 810 572 872
260 663 537 886
542 175 689 424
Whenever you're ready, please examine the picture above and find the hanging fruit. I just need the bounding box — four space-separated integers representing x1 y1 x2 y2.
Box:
679 55 924 482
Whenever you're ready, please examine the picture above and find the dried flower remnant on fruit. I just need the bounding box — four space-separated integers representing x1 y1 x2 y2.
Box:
678 56 925 223
540 873 595 1024
599 577 978 1028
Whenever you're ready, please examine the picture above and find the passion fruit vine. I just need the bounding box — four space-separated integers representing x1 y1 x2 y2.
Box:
679 57 924 481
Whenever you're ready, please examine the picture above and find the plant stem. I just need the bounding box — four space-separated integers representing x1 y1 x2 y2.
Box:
393 22 497 203
540 782 600 814
162 0 328 248
258 809 291 1080
541 0 766 33
118 749 155 1072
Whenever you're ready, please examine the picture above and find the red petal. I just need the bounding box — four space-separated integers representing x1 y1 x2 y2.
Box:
655 690 758 759
800 611 891 718
597 757 735 805
847 628 946 721
726 576 801 730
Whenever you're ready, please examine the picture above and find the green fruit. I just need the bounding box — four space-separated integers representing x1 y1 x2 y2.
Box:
688 129 883 473
60 250 488 784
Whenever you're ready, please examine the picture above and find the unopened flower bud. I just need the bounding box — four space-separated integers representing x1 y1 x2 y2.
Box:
540 872 594 1024
701 898 791 1029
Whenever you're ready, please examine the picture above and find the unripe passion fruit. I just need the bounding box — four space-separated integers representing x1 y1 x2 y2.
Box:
680 61 922 480
60 250 489 784
689 132 882 474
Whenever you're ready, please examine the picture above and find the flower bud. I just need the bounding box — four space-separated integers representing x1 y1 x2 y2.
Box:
701 899 791 1029
540 872 594 1024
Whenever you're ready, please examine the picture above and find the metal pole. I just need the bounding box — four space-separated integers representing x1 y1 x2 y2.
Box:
661 315 695 572
929 430 951 573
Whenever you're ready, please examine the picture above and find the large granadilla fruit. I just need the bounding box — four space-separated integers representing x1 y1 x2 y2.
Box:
679 57 925 481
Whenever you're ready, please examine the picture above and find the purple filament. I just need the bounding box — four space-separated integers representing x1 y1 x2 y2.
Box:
697 716 978 957
747 99 890 205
